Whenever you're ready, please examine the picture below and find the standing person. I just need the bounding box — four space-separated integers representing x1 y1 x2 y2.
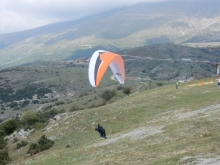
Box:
218 79 220 86
95 124 107 139
176 81 179 89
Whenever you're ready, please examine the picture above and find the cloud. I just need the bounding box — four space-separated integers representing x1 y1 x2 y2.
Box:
0 0 167 34
0 9 54 34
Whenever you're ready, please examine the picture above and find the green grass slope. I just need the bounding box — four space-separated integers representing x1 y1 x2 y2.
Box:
7 77 220 165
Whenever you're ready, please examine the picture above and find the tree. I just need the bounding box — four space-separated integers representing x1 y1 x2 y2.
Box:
100 89 116 102
20 110 38 127
0 150 11 165
1 119 17 135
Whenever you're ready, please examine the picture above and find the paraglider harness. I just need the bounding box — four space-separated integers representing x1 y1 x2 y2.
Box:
95 124 107 139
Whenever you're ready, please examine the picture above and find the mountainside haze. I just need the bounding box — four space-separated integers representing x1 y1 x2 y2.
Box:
0 0 220 68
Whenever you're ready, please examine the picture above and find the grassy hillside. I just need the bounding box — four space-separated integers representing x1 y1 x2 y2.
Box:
6 77 220 165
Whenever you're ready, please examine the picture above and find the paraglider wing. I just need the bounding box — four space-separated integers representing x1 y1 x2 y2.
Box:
88 50 125 87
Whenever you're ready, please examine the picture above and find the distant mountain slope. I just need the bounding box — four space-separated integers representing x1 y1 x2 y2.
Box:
120 43 220 61
120 43 220 80
1 0 220 68
0 16 94 49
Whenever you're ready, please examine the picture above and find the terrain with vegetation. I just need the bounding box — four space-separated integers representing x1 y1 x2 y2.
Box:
2 76 220 165
0 0 220 164
0 42 219 164
0 43 219 123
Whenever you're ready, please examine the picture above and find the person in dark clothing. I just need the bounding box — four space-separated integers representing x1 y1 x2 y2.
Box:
95 124 107 139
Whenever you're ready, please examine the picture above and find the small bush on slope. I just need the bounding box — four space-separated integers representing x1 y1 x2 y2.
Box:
0 150 11 165
27 135 54 155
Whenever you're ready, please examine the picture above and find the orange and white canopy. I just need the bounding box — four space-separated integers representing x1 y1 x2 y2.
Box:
88 50 125 87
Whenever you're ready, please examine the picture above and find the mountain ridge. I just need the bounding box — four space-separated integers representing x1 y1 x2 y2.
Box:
1 0 220 68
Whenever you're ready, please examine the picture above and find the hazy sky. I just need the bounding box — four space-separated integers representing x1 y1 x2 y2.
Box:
0 0 169 34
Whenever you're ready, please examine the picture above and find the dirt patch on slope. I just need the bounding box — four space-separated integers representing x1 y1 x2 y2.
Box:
181 155 220 165
172 104 220 120
94 126 163 147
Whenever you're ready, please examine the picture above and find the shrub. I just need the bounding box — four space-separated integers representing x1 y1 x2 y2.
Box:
27 135 54 155
37 109 65 123
55 101 65 106
117 86 123 90
36 88 52 98
100 89 116 102
122 87 132 95
0 130 5 137
69 105 79 112
13 137 18 144
14 86 37 100
0 87 14 103
156 82 163 87
0 136 6 150
32 100 39 104
33 122 45 130
66 144 71 148
0 149 11 165
42 109 60 119
0 129 7 151
9 102 18 108
21 100 30 107
203 130 210 137
27 143 37 155
43 105 52 111
17 141 28 149
50 98 58 102
89 104 96 109
13 106 19 110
